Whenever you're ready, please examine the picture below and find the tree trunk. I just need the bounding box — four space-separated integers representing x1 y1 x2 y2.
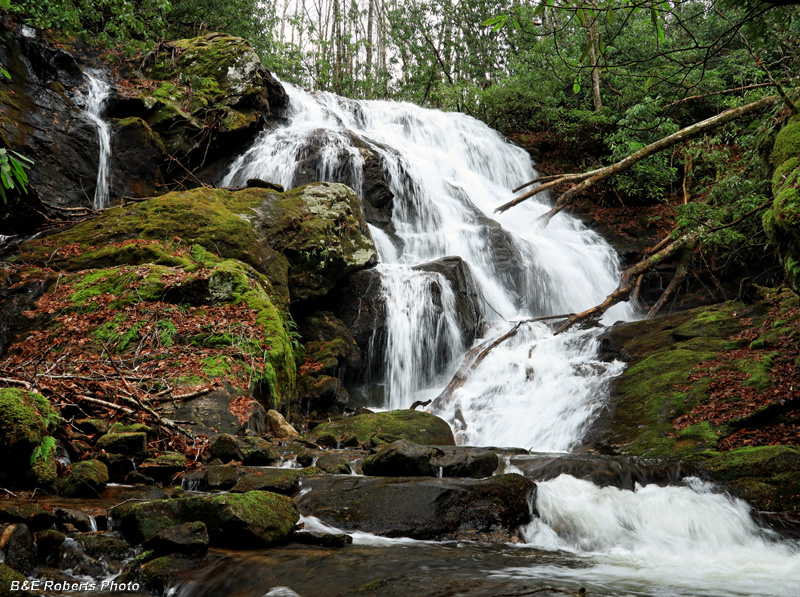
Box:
496 95 779 218
586 2 603 112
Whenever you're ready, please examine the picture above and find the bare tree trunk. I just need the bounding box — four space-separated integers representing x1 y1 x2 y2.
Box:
496 95 779 218
586 1 603 111
366 0 374 79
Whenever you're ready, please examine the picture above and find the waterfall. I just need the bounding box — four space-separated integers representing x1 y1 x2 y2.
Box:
223 83 631 448
223 85 800 595
83 73 112 210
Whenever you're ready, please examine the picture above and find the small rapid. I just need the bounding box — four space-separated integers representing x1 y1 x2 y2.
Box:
221 84 799 596
82 73 112 210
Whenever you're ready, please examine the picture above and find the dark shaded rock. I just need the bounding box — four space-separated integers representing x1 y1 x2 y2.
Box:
329 268 386 356
55 508 94 533
204 465 242 490
292 531 352 548
413 256 483 346
209 434 241 462
59 460 109 498
142 521 209 556
95 453 136 482
0 562 28 596
315 453 354 475
96 432 147 455
315 433 339 449
313 410 455 446
297 474 535 541
112 490 299 547
362 440 439 477
0 503 56 532
0 524 35 575
247 178 284 192
34 529 64 565
432 446 500 479
137 554 206 593
110 116 166 199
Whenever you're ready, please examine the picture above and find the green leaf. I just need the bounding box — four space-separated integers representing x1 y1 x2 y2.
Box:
481 15 503 27
607 8 614 26
644 75 654 92
533 2 547 18
576 8 585 26
573 80 581 94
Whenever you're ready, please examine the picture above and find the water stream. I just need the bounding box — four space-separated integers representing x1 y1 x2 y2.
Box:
83 73 112 210
221 84 800 595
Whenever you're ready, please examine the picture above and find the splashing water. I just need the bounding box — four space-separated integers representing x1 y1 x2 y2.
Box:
222 85 800 595
223 83 631 450
83 73 112 210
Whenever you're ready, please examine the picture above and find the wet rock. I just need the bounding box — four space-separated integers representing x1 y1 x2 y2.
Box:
112 490 299 547
95 432 147 455
297 474 535 541
266 409 299 439
329 268 386 356
297 375 349 414
58 460 109 498
137 553 206 593
0 502 57 532
412 256 483 346
55 508 95 533
315 433 339 449
315 453 354 475
292 531 353 548
34 529 64 565
230 467 321 494
362 440 440 477
432 446 500 479
110 116 166 199
142 521 209 556
313 410 456 446
0 523 35 575
95 453 136 482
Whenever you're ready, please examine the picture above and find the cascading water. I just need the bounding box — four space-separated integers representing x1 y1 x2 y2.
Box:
222 84 799 595
83 73 112 210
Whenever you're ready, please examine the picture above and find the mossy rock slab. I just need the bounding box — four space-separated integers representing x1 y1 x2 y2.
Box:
230 467 321 494
313 410 456 446
96 432 148 455
112 490 298 547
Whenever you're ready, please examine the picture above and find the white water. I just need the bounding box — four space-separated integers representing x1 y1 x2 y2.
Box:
223 83 630 449
223 85 799 595
83 74 112 210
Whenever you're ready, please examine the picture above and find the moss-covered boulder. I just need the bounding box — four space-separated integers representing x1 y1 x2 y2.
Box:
112 490 298 547
142 521 209 556
313 410 456 446
28 436 58 488
765 116 800 295
0 563 28 597
258 182 376 302
0 389 58 484
96 432 148 455
595 297 800 511
132 32 287 170
59 460 109 498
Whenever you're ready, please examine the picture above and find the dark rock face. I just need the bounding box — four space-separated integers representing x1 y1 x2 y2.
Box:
413 256 483 347
297 474 535 541
143 522 209 556
362 440 500 479
0 23 98 234
0 523 35 575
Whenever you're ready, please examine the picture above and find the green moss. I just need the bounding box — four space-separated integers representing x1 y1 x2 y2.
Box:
59 460 109 498
314 410 456 446
108 423 151 434
734 356 775 391
29 436 57 487
77 534 131 558
0 388 57 451
200 355 231 378
770 116 800 168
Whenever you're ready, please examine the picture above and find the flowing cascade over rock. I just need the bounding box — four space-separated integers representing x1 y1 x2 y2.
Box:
82 73 112 210
222 85 800 595
224 83 631 446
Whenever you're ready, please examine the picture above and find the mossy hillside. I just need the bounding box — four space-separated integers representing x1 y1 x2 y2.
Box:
259 182 375 302
313 410 456 446
766 117 800 295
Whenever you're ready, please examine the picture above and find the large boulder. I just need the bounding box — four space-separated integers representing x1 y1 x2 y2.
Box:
297 474 535 541
111 490 298 548
256 182 376 302
362 440 499 478
313 410 456 446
